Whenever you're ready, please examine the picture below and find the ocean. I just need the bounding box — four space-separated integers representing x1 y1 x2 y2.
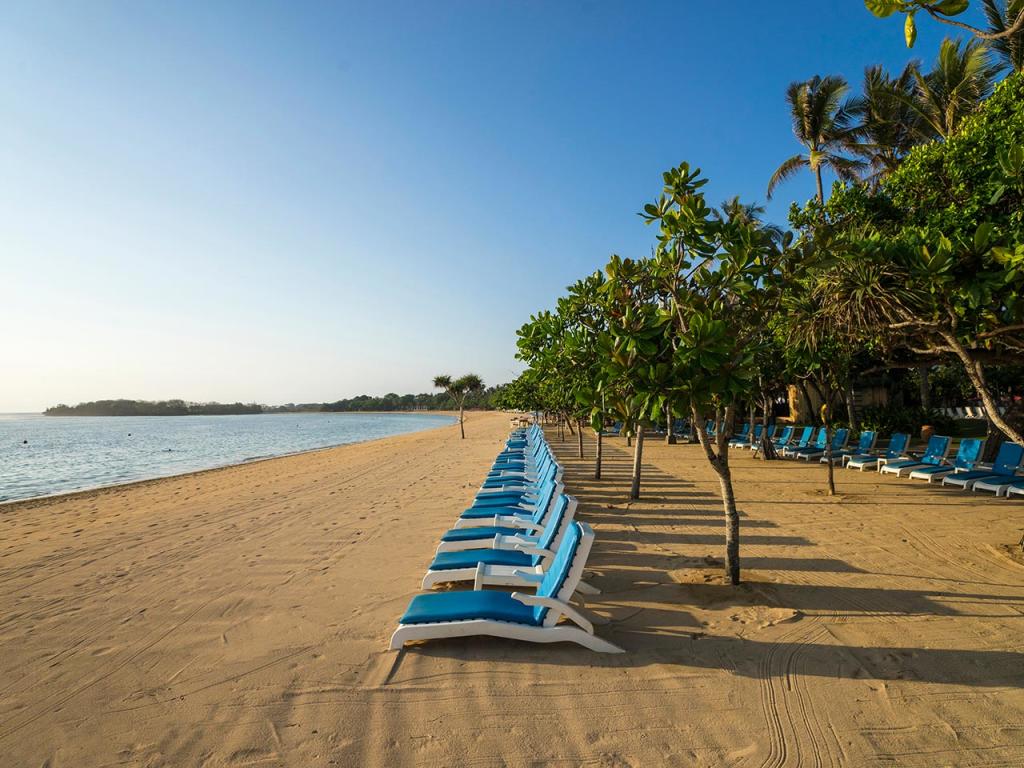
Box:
0 412 456 503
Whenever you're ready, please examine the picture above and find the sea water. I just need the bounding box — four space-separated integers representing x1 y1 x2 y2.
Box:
0 412 455 503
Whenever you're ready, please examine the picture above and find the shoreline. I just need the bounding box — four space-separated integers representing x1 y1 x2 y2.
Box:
1 411 460 512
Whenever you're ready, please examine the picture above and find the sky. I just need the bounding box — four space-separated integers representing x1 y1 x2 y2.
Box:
0 1 988 411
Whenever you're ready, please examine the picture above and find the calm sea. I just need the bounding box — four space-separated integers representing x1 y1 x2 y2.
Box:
0 412 456 503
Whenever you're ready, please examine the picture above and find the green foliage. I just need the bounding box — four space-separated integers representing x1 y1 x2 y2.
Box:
857 403 958 433
44 399 263 416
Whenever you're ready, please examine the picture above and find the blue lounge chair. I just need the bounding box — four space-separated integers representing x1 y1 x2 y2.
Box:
909 438 984 482
391 521 623 653
436 490 568 553
728 423 751 448
457 479 561 524
943 442 1024 492
822 430 876 464
845 433 910 471
879 435 952 477
793 428 849 461
784 426 825 457
422 493 578 588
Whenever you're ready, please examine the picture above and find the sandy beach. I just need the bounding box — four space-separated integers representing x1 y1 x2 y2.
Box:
3 411 1024 766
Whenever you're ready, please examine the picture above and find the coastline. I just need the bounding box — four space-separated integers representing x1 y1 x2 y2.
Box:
0 411 461 511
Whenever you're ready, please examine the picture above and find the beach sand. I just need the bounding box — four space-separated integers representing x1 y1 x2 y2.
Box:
3 411 1024 766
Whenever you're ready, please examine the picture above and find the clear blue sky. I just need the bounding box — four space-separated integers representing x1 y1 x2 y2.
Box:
1 1 985 411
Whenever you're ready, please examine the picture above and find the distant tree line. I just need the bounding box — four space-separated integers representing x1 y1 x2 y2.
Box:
45 399 263 416
45 387 511 416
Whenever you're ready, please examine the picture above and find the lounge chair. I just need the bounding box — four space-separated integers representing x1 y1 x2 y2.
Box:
422 493 578 588
845 433 910 471
822 430 876 465
879 435 952 477
728 423 751 447
945 442 1024 493
1006 481 1024 499
793 428 849 461
436 493 570 554
783 426 824 458
908 438 984 482
391 521 623 653
457 480 562 525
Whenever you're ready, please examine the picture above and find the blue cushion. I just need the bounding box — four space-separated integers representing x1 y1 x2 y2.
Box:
440 525 522 542
400 590 539 625
429 548 534 571
460 506 530 519
472 493 530 506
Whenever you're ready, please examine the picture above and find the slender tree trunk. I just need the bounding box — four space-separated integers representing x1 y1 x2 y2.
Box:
940 331 1024 444
459 405 465 439
693 403 741 585
566 416 576 436
577 419 584 459
595 428 603 480
666 398 676 444
918 366 931 411
845 386 859 433
822 393 836 496
630 426 644 500
748 403 756 448
815 165 824 204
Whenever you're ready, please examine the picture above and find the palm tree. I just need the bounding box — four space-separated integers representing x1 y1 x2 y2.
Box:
717 196 787 245
909 37 1000 138
433 373 484 438
983 0 1024 73
848 63 932 185
768 75 865 204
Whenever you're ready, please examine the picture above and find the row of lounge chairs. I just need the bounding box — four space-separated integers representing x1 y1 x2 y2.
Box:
390 424 623 653
729 422 1024 498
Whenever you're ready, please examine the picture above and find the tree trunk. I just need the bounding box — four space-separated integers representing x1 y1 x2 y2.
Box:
595 428 603 480
666 398 676 444
815 165 824 204
941 332 1024 444
748 403 757 448
459 405 465 439
630 427 644 500
577 419 584 459
918 366 931 411
823 402 836 496
845 386 859 433
692 403 741 585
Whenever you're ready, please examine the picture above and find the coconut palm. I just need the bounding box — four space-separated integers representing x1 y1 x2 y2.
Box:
433 373 484 438
983 0 1024 73
909 37 1000 138
717 196 787 246
768 75 865 204
847 63 932 185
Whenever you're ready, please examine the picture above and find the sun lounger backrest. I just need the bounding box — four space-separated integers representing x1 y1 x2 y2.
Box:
855 431 876 453
535 520 590 624
751 424 763 440
922 435 951 465
796 426 813 447
992 442 1024 475
532 494 574 564
954 438 984 469
775 426 794 445
886 433 909 458
831 428 849 449
530 480 558 523
767 424 777 438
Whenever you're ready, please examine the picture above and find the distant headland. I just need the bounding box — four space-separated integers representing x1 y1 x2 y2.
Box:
44 389 506 416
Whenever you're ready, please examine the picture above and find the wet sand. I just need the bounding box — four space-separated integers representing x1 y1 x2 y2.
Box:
3 411 1024 766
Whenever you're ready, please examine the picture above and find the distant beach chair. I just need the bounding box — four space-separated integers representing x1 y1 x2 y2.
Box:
845 433 910 471
783 426 823 457
943 442 1024 493
879 435 952 477
908 438 984 482
391 521 623 653
822 430 876 465
728 423 751 447
792 427 849 461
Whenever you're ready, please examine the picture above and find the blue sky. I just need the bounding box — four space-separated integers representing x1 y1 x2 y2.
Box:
1 1 986 411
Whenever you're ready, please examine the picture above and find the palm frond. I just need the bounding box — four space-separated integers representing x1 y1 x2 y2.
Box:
767 154 809 199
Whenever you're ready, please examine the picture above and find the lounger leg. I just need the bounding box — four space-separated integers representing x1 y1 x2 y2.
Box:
575 579 601 595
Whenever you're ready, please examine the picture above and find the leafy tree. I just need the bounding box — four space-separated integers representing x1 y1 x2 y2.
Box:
643 162 783 585
983 0 1024 71
768 75 865 203
848 63 932 183
866 0 1024 48
909 37 999 138
432 374 484 438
